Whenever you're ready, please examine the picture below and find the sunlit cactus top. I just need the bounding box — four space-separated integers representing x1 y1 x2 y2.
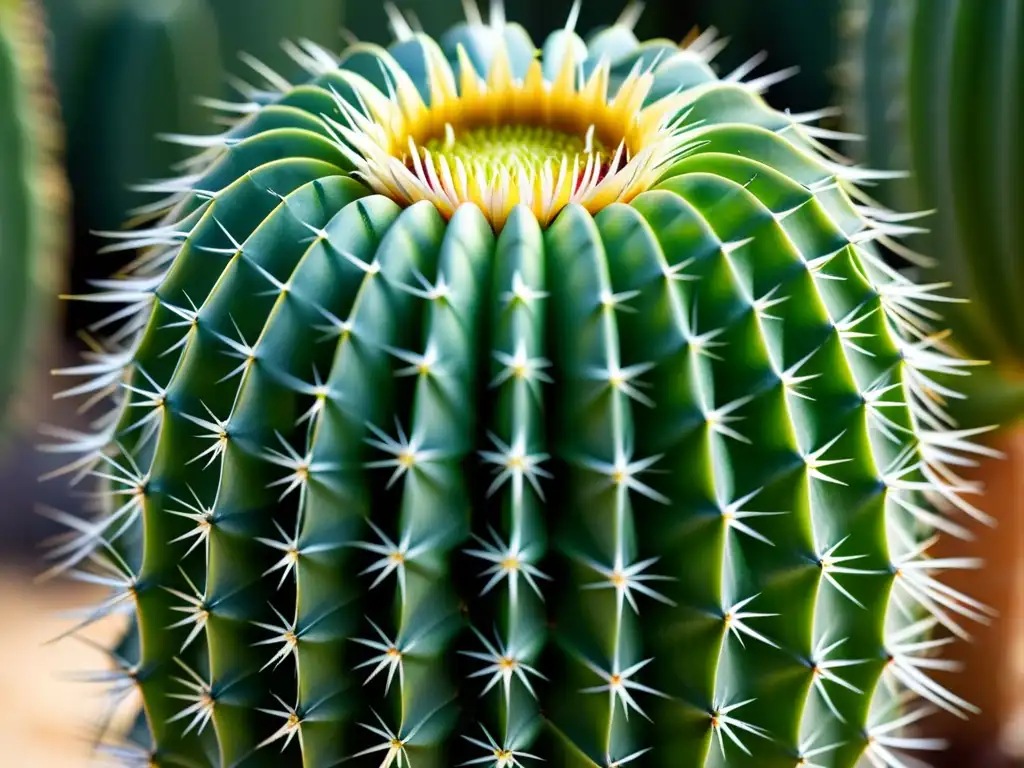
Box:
47 2 995 768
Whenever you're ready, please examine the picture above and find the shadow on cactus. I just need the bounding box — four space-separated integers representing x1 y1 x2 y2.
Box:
48 2 995 766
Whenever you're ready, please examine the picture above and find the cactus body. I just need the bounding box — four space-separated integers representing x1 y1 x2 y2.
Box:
57 6 993 768
841 0 1024 426
0 0 65 428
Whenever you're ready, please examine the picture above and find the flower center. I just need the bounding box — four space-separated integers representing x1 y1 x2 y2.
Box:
417 122 610 185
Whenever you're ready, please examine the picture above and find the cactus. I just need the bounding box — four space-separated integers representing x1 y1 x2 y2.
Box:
494 0 843 117
0 0 66 429
52 3 994 767
41 0 223 235
840 0 1024 427
40 0 347 314
688 0 844 117
40 0 351 346
840 2 1024 760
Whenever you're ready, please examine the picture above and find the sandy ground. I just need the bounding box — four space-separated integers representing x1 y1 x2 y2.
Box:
0 569 131 767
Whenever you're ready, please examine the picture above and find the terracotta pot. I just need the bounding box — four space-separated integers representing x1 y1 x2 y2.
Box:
926 425 1024 763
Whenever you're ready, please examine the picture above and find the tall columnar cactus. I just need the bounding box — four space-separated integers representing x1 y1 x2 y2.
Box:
41 0 223 235
0 0 66 428
53 4 994 767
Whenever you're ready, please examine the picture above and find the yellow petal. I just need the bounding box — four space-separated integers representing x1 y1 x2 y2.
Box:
486 42 513 95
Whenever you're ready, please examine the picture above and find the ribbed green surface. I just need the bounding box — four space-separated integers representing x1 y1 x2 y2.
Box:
55 7 991 768
0 0 65 428
841 0 1024 426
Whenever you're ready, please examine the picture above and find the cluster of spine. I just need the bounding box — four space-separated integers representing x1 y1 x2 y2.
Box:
48 3 995 767
840 0 1024 406
0 0 67 428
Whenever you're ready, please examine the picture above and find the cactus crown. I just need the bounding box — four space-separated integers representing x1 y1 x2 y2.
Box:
50 2 995 768
330 29 693 230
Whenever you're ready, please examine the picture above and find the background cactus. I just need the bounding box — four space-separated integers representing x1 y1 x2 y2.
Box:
840 0 1024 427
51 4 992 767
840 2 1024 763
40 0 347 334
0 0 66 431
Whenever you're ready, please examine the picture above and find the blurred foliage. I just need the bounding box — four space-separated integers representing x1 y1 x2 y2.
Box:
0 0 67 432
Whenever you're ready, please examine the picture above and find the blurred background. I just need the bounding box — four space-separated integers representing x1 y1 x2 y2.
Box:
0 0 1020 765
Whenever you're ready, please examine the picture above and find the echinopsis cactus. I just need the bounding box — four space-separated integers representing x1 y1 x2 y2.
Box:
0 0 65 428
52 3 995 766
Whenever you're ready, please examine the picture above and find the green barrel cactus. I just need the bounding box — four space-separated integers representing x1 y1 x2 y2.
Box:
52 3 994 767
840 0 1024 427
0 0 66 427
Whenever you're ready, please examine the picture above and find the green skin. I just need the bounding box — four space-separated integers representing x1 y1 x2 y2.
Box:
58 9 988 768
843 0 1024 427
0 0 62 429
